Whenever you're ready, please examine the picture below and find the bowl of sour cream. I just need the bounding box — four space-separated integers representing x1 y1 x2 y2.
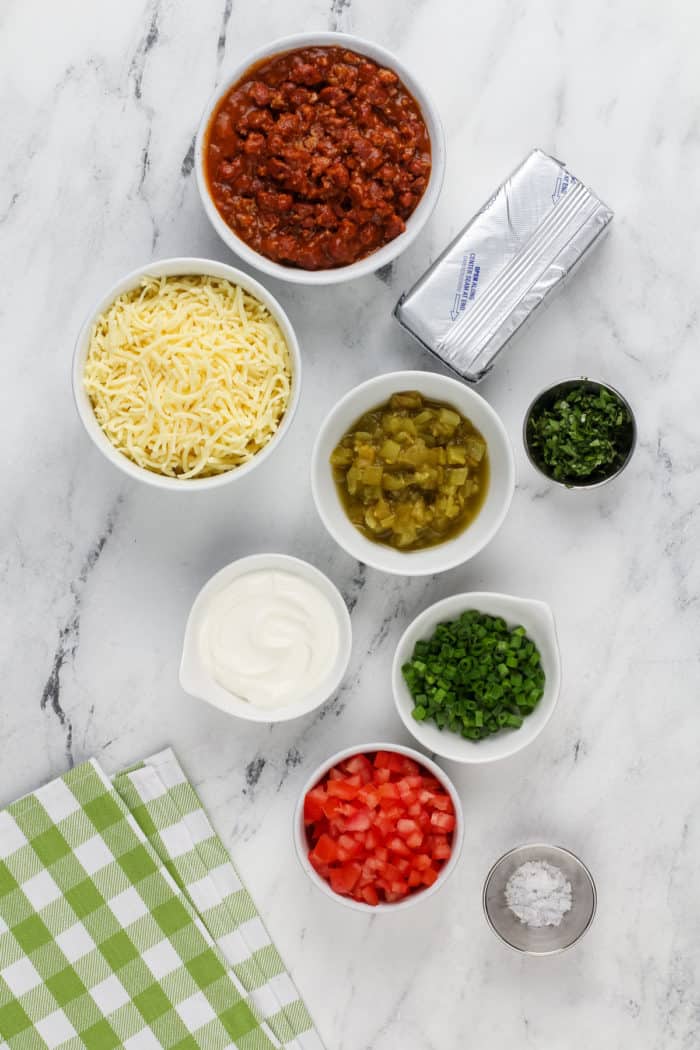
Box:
180 553 352 722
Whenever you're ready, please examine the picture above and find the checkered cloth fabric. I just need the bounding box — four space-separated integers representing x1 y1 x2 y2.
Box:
0 751 323 1050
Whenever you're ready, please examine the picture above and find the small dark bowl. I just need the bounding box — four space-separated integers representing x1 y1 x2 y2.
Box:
523 378 637 489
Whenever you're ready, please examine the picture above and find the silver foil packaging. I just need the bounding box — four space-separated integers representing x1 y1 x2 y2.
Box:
394 149 613 383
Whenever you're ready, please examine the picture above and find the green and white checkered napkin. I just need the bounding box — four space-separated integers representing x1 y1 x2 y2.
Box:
0 749 323 1050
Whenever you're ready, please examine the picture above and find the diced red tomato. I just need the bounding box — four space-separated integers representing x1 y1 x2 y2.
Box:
303 787 327 824
357 785 380 809
417 811 431 831
396 818 419 837
380 862 401 883
430 812 456 833
345 807 372 832
430 794 453 813
375 814 394 838
308 851 326 873
343 755 373 782
336 834 362 860
364 828 380 851
311 834 338 863
374 751 403 772
432 841 452 861
330 863 361 895
327 780 360 800
304 750 457 907
361 884 379 906
388 836 411 857
399 757 420 776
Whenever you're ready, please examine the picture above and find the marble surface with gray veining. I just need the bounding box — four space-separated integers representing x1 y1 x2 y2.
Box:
2 1 700 1047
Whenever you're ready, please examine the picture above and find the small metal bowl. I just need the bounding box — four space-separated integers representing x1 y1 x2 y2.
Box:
523 378 637 489
483 843 597 955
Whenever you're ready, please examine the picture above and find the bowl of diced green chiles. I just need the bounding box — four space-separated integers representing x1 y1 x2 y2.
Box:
311 370 516 576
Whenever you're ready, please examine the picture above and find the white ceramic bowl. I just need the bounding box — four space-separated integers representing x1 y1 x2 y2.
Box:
194 32 446 285
311 370 515 575
72 257 302 491
294 742 464 913
179 553 352 723
392 592 561 763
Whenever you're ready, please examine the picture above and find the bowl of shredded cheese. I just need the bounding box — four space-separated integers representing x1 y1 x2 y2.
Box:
72 257 301 489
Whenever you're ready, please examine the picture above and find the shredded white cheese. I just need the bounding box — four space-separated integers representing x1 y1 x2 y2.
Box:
84 275 292 479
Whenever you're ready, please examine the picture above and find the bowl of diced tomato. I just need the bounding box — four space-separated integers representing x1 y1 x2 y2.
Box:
295 743 464 911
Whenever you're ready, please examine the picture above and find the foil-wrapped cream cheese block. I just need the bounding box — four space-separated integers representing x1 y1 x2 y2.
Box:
394 149 613 382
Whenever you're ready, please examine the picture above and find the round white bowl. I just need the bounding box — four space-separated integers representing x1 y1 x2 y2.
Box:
311 370 515 575
72 257 302 491
179 553 352 723
294 742 464 913
194 32 446 285
392 592 561 763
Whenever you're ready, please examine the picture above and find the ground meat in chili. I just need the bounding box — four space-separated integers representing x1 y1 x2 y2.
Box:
204 46 432 270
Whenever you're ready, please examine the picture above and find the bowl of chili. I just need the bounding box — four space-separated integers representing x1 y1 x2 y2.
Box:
195 33 445 284
294 743 464 912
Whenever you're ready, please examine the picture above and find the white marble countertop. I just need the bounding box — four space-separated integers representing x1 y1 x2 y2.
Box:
3 1 700 1047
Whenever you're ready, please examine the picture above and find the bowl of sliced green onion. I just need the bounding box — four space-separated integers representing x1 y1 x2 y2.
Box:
392 592 561 763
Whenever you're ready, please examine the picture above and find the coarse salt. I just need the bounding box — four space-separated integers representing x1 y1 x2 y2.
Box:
505 860 573 928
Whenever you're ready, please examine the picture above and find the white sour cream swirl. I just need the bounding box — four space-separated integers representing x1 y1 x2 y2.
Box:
200 570 340 709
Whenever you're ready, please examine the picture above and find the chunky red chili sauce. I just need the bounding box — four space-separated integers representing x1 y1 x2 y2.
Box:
205 46 432 270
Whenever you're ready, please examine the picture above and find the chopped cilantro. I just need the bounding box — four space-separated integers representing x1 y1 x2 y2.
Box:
526 382 633 485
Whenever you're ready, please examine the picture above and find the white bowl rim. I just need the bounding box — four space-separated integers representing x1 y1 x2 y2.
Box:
310 370 516 575
194 31 446 285
179 552 352 723
293 741 465 913
392 591 561 763
72 256 302 491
